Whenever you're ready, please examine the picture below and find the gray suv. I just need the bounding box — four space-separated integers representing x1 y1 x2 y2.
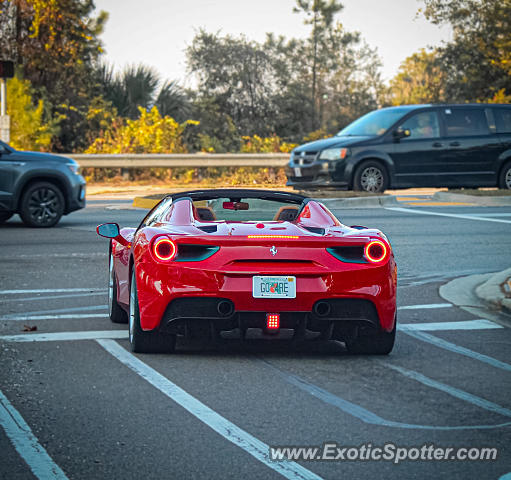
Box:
0 140 86 227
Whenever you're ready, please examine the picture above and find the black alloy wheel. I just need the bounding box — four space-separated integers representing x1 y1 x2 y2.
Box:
19 182 65 227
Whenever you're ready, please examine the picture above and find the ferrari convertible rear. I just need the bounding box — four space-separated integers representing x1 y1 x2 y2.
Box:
97 189 397 354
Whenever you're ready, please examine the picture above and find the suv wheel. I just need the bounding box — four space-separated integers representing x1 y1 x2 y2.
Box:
353 161 388 193
0 212 13 224
499 162 511 190
19 181 65 227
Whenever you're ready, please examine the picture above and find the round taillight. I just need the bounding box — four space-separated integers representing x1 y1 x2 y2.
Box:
153 237 177 261
364 240 387 263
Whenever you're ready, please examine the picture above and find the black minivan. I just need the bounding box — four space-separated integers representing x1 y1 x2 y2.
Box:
286 104 511 193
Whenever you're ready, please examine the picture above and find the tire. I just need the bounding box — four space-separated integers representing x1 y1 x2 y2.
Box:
129 269 176 353
19 181 65 227
0 212 13 224
346 323 396 355
108 249 128 324
498 162 511 190
353 161 389 193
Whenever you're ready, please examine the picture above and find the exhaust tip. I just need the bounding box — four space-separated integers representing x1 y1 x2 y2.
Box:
314 301 331 317
217 300 234 317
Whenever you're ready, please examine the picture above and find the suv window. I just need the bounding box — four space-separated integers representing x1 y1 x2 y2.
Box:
443 108 489 137
399 111 440 139
493 108 511 133
0 141 10 154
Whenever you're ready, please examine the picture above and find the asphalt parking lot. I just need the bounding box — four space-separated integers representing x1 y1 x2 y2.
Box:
1 198 510 480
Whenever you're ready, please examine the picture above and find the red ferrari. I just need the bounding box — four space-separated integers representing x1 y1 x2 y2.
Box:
97 189 397 354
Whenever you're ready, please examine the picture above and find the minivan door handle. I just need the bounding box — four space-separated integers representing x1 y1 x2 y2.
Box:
432 142 443 148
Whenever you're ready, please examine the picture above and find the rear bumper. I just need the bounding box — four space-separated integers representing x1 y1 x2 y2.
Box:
286 176 349 189
65 175 86 214
135 259 397 334
285 163 349 189
158 297 386 342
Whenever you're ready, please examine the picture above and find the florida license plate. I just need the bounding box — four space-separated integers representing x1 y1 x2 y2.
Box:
252 276 296 298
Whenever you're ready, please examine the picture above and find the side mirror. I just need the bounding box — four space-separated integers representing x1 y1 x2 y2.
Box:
393 128 410 141
97 223 120 238
96 223 131 247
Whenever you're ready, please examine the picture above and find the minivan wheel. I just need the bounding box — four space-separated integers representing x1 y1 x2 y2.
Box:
353 161 388 193
499 162 511 190
19 181 65 227
0 212 13 224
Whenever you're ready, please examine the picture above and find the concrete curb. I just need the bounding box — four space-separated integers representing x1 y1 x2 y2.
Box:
132 194 400 210
320 195 399 209
439 271 511 327
433 191 511 206
474 267 511 314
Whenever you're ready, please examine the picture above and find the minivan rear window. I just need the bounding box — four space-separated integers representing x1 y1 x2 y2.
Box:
443 108 490 137
494 108 511 133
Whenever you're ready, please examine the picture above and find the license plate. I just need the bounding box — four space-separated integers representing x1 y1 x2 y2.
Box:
294 167 301 177
252 276 296 298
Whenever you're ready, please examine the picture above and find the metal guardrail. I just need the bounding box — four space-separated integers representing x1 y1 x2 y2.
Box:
65 153 290 168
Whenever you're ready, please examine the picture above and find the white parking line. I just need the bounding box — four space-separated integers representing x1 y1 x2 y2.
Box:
386 207 511 224
469 213 511 217
6 305 107 317
398 303 452 310
0 314 106 321
382 362 511 417
0 288 105 295
0 389 68 479
402 329 511 372
262 360 511 430
2 292 107 303
0 252 106 260
0 319 501 342
0 331 127 342
97 339 322 480
399 319 502 331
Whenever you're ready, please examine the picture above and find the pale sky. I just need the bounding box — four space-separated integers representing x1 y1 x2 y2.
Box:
93 0 452 86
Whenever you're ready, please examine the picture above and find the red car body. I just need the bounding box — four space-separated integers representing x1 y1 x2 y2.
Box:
98 189 397 354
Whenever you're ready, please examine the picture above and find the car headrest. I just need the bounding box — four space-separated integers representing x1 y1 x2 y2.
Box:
273 206 299 221
196 206 216 221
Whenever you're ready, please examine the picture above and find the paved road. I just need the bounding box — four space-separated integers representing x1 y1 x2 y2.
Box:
1 199 510 480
